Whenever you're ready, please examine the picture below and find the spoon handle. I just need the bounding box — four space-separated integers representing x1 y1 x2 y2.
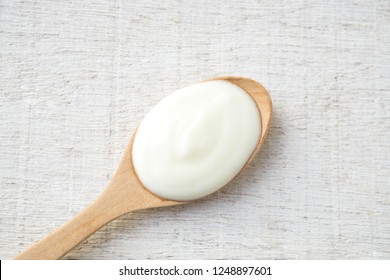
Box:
14 140 179 260
14 186 129 260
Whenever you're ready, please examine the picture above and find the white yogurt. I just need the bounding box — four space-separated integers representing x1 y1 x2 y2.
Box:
132 80 261 201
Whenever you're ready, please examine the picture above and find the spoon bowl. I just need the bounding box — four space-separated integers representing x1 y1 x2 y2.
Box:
15 76 272 260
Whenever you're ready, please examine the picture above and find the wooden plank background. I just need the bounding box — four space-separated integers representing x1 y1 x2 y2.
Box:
0 0 389 259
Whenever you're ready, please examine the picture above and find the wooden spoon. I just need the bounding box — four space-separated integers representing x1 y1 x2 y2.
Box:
15 76 272 260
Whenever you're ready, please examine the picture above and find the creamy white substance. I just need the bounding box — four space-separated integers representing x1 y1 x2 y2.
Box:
132 80 261 201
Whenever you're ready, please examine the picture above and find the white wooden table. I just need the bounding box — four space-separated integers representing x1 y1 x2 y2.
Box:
1 0 389 259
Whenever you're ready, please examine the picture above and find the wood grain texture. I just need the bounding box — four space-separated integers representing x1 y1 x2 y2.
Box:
0 0 389 259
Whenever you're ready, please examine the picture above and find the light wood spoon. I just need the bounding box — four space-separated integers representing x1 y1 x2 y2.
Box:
15 76 272 260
